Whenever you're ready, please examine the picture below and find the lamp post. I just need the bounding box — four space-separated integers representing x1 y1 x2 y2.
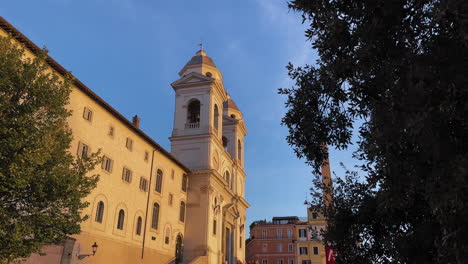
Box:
77 242 99 259
92 242 98 256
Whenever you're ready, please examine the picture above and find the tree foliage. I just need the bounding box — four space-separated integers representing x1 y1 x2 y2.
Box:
280 0 468 263
0 36 99 263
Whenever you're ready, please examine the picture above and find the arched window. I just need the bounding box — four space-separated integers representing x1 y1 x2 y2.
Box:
187 100 200 124
136 216 142 235
165 227 171 244
155 169 163 193
152 203 160 229
214 104 219 130
117 209 125 230
224 171 230 187
179 201 186 222
181 174 188 192
95 201 104 223
238 140 242 160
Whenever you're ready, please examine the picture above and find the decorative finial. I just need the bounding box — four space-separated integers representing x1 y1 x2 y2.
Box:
199 43 203 51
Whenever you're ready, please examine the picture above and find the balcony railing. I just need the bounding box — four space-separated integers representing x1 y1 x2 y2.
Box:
185 122 200 129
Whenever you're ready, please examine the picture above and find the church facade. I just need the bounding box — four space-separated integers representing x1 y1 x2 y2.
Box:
0 17 248 264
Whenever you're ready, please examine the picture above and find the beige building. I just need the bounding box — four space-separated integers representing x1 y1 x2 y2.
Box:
294 209 327 264
0 16 248 264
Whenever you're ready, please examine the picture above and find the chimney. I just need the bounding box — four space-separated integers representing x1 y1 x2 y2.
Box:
132 115 140 128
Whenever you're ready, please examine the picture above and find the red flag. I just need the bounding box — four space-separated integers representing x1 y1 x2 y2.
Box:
325 245 336 264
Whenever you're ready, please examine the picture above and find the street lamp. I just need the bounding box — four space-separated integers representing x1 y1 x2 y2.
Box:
92 242 98 256
77 242 99 259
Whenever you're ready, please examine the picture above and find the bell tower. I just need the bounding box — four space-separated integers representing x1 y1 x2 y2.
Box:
170 48 249 264
170 48 228 170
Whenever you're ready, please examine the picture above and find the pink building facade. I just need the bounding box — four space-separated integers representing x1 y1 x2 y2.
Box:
246 217 299 264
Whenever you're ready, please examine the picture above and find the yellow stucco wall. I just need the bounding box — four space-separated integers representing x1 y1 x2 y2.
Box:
1 27 188 264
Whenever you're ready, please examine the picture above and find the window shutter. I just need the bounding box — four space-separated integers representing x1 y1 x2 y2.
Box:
109 159 113 173
77 142 83 156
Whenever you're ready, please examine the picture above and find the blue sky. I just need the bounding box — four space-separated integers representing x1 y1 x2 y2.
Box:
2 0 358 231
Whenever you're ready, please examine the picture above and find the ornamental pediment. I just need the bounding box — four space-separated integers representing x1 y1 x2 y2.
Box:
171 72 213 87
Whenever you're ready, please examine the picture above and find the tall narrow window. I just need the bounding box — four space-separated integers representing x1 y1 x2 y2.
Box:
224 171 230 187
213 104 219 130
181 174 188 192
151 203 160 229
179 201 186 222
155 169 163 193
313 247 319 255
108 126 114 137
136 216 142 235
277 229 283 238
101 156 113 172
122 168 132 183
187 100 201 124
95 201 104 223
238 140 242 160
139 177 148 192
82 107 93 121
77 142 89 158
126 137 133 151
117 209 125 230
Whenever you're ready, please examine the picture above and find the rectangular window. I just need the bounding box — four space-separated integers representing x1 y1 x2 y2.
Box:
277 260 283 264
122 168 132 183
299 229 307 238
313 246 319 255
299 247 308 255
288 260 294 264
126 137 133 151
301 261 311 264
82 107 93 121
262 230 267 239
144 151 149 162
288 243 293 252
179 201 186 222
278 243 283 252
277 229 282 238
262 260 268 264
108 126 114 137
101 156 113 172
77 142 89 158
240 236 243 248
139 177 148 192
287 229 293 238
